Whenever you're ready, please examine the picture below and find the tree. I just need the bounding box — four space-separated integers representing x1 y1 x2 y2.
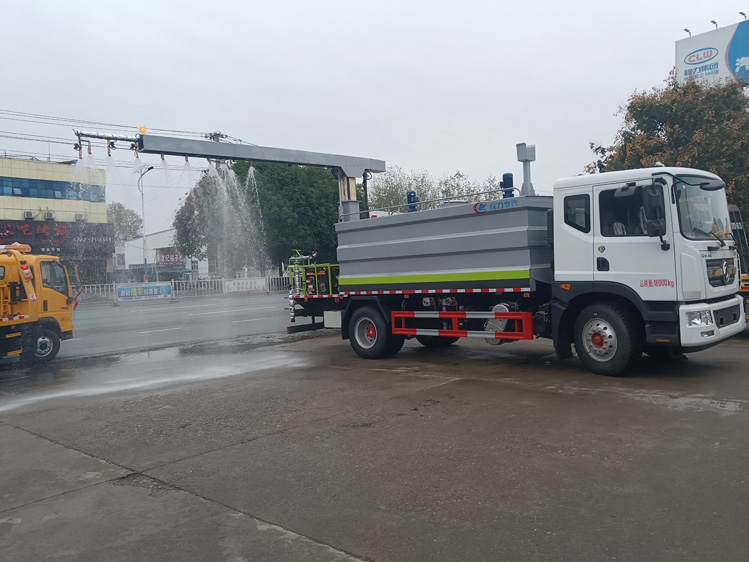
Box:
234 161 340 266
368 166 502 211
172 172 217 261
587 72 749 224
368 166 438 210
107 202 142 242
173 161 341 275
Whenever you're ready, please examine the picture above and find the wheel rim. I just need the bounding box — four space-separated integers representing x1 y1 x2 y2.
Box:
581 318 618 362
354 317 377 350
35 334 53 358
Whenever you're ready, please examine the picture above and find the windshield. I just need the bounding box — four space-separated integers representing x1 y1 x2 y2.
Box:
674 175 732 241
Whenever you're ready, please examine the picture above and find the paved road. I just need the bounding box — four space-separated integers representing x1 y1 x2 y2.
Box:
61 293 295 359
1 328 748 561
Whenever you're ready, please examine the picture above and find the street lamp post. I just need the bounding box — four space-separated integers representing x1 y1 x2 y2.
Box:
137 165 154 282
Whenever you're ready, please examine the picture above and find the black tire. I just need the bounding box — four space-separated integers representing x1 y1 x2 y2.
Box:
349 306 390 359
384 334 406 357
573 303 641 376
415 335 460 348
33 327 61 364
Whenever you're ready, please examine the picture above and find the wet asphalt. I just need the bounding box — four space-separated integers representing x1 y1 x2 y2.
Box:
59 293 292 359
1 328 748 562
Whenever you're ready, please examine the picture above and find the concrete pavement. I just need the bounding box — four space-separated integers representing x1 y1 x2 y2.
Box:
1 330 748 561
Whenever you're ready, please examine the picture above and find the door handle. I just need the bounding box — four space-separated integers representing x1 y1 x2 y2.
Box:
597 257 610 271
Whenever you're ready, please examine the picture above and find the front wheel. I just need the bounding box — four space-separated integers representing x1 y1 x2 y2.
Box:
573 303 641 376
33 327 61 364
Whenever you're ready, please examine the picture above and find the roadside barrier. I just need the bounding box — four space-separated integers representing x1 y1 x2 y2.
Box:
77 276 291 306
78 283 117 304
266 275 291 292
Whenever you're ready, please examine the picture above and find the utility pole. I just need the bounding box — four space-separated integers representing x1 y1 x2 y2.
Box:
138 165 154 282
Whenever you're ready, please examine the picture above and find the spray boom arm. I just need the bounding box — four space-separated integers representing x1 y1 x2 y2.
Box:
137 134 385 221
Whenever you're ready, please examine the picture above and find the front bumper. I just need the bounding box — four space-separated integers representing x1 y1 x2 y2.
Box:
679 295 746 348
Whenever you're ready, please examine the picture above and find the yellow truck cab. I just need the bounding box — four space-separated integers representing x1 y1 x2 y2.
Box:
0 243 75 364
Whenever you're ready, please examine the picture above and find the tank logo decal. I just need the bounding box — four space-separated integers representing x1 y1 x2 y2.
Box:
473 199 519 213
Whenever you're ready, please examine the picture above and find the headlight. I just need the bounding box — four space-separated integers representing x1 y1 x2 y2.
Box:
686 310 714 326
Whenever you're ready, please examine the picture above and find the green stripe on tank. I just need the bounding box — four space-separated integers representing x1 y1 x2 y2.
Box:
339 270 530 286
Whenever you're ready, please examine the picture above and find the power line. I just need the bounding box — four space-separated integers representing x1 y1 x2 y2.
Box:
0 109 208 137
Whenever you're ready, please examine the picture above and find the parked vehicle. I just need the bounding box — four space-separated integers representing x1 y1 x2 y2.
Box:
0 243 76 364
290 163 746 376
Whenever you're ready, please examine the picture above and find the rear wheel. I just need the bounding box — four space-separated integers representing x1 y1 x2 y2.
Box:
349 306 392 359
573 303 641 376
384 334 406 357
415 335 460 348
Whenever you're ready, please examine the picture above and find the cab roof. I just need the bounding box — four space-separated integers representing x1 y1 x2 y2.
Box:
553 167 723 191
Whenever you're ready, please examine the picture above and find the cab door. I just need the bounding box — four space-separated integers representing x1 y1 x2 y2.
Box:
38 259 73 334
553 186 594 282
593 181 678 302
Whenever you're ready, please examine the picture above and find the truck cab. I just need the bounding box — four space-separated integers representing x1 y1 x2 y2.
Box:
553 167 745 369
0 243 75 363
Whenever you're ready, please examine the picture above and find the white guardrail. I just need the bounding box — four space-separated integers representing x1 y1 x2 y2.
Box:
77 276 291 305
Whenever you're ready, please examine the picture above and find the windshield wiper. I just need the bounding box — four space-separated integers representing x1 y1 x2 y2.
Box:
693 227 726 248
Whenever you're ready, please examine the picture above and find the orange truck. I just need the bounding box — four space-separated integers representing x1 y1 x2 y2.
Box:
0 243 76 364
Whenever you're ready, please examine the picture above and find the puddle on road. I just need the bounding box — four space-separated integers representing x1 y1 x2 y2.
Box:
0 347 309 414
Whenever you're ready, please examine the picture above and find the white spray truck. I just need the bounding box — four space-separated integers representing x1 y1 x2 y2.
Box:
290 145 745 376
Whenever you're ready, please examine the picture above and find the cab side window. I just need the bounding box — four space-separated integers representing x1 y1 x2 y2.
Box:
599 186 647 237
564 194 590 233
40 261 69 295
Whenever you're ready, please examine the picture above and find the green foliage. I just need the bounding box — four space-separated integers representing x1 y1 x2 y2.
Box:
588 72 749 225
233 161 340 265
107 202 142 242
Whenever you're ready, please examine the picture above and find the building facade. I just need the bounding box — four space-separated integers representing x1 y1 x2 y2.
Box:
0 157 114 282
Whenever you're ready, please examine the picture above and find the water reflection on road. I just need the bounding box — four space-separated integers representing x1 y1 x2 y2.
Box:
0 346 309 414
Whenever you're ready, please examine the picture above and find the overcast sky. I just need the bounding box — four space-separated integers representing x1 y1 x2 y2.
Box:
3 1 748 232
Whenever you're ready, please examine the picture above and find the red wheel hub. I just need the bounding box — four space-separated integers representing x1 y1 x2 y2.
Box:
366 325 376 339
590 332 605 349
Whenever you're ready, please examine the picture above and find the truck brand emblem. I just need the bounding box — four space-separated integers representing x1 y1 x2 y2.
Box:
722 260 731 284
473 200 519 214
598 245 605 253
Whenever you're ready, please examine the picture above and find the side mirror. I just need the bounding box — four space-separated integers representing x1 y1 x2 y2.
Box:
646 218 667 237
642 183 666 237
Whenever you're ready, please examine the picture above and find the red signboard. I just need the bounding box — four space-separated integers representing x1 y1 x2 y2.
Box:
155 247 186 267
